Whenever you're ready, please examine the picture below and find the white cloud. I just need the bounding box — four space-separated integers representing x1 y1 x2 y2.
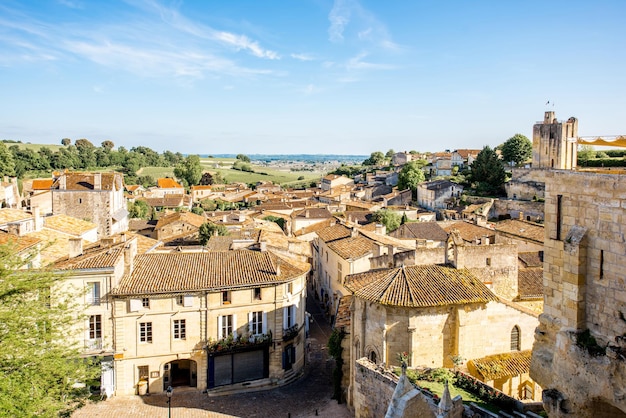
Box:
346 52 395 71
57 0 83 9
291 53 315 61
328 0 352 42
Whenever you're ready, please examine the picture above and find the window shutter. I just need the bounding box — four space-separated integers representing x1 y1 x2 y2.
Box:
232 314 237 338
183 295 193 307
129 299 142 312
283 307 288 330
291 305 296 327
248 312 253 334
262 312 268 334
217 316 223 339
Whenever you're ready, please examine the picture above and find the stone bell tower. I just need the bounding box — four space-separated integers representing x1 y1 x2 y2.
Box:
532 111 578 170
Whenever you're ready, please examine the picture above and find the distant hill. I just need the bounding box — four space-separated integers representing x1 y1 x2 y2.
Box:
203 154 367 164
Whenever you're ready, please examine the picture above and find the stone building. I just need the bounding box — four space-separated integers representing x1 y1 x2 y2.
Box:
530 170 626 417
110 249 309 396
532 111 578 170
51 171 128 238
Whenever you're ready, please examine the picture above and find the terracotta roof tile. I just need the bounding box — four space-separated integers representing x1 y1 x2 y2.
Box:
468 350 532 381
518 267 543 299
0 208 32 225
53 241 126 271
0 231 41 252
113 250 309 295
32 179 54 190
518 252 543 268
316 224 352 243
292 208 333 220
327 236 376 260
335 295 352 330
390 222 448 242
157 178 183 189
155 211 206 229
53 172 122 191
44 214 98 236
441 221 495 243
345 265 498 308
494 219 544 243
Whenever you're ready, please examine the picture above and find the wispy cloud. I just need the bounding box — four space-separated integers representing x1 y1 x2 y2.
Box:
346 52 395 71
328 0 400 50
57 0 83 9
291 53 315 61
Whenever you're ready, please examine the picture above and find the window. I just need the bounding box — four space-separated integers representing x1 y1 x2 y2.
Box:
173 319 186 340
89 315 102 339
486 258 491 266
140 322 152 343
87 282 101 306
253 287 261 300
176 294 193 307
283 344 296 370
511 325 521 351
369 351 377 364
142 297 150 308
249 311 264 335
337 262 343 283
521 382 534 400
219 315 233 338
556 195 562 240
284 305 296 329
600 250 604 279
222 291 231 304
285 282 293 296
176 295 184 305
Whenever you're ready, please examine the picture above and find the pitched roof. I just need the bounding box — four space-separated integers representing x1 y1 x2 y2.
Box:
390 222 448 242
453 149 481 158
420 179 456 190
155 211 206 229
441 221 495 243
53 172 122 191
112 250 309 295
32 179 54 190
518 252 543 268
335 295 353 330
327 236 375 260
494 219 544 243
468 350 532 381
44 214 98 236
316 224 352 243
157 178 183 189
0 208 32 225
345 264 498 308
53 241 126 271
143 195 185 207
292 207 333 220
0 231 41 253
518 267 543 299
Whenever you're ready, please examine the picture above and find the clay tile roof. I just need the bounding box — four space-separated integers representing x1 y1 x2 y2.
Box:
468 350 532 381
157 178 183 188
294 218 336 237
55 172 121 191
155 211 206 229
316 224 352 243
53 241 126 270
494 219 544 243
205 236 236 251
518 267 543 299
293 208 333 219
112 250 310 295
327 236 375 260
144 195 185 207
345 265 498 308
0 231 41 252
518 252 543 268
0 208 32 225
44 214 98 236
335 295 353 330
390 222 448 242
32 179 54 190
441 221 494 243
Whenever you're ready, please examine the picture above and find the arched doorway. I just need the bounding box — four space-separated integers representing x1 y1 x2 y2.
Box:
163 359 197 389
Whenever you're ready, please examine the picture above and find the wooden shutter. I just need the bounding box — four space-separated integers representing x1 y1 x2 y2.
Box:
183 295 193 307
129 299 142 312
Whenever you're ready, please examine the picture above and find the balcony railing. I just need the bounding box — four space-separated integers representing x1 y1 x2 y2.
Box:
283 324 300 341
85 338 103 351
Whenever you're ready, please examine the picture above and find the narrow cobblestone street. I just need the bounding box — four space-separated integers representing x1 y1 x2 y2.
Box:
73 287 353 418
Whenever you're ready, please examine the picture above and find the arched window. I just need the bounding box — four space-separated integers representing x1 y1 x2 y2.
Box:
369 351 377 364
511 325 521 351
521 382 534 400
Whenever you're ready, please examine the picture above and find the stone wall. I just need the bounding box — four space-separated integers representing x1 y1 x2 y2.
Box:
530 170 626 417
491 199 545 223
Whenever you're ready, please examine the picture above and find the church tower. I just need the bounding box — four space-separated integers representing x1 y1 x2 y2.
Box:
532 111 578 169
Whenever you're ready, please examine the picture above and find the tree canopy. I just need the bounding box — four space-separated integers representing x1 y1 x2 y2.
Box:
236 154 251 163
363 151 385 166
372 209 401 233
0 244 98 416
468 146 506 196
397 160 426 197
500 134 532 166
199 222 229 245
173 155 203 186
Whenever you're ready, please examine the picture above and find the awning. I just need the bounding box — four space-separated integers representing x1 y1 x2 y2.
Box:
577 135 626 147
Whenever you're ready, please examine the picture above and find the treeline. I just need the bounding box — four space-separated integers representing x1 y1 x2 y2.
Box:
0 139 185 183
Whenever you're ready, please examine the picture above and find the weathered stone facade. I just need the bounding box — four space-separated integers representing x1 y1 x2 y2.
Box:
532 111 578 170
530 170 626 417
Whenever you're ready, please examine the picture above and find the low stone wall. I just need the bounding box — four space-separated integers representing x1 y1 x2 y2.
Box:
491 199 545 223
353 358 398 418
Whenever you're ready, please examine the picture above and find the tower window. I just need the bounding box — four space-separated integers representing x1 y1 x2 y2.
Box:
511 326 521 351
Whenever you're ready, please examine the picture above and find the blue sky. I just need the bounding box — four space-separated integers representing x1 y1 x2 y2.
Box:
1 1 626 155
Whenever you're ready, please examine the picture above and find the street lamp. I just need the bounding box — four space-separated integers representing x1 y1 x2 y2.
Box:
166 386 173 418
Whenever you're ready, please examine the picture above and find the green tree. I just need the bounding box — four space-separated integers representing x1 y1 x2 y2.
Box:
61 138 71 146
263 215 285 231
128 200 151 219
236 154 251 163
0 142 16 177
578 145 596 166
199 222 229 245
101 140 115 150
363 151 385 166
500 134 532 166
372 209 401 233
0 244 98 416
468 146 506 196
191 206 205 216
385 149 395 159
397 160 426 197
174 155 203 186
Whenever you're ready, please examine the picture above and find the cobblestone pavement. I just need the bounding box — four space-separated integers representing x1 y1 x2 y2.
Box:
73 287 353 418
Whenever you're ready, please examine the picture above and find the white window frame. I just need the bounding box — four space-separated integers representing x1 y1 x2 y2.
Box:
139 322 152 343
86 282 101 306
248 311 267 336
173 319 186 340
218 314 236 339
88 314 102 340
283 305 296 329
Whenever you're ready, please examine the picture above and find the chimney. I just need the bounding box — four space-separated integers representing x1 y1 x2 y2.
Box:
375 223 386 235
305 210 310 218
351 226 358 238
223 214 228 223
94 173 102 190
59 175 66 190
260 241 267 252
124 238 137 276
32 206 43 231
101 237 115 246
518 211 524 220
69 238 83 258
483 236 490 245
